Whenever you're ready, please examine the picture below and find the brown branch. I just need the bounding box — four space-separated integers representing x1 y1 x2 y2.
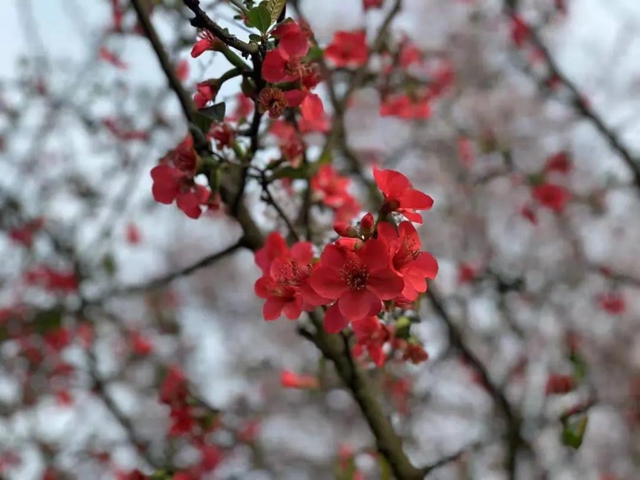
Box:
426 287 524 479
132 0 195 132
90 240 245 304
135 4 424 478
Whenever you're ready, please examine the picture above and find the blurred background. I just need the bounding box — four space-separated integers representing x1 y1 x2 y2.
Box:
2 0 640 479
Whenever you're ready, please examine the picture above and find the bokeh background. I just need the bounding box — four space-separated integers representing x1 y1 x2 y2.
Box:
2 0 640 479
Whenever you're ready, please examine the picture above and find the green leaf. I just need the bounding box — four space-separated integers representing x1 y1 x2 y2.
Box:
562 414 589 449
247 3 272 33
267 0 286 23
271 166 308 180
102 254 117 277
193 102 226 133
306 45 324 62
249 33 263 43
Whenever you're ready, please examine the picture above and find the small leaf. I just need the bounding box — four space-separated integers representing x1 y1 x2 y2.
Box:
306 45 324 62
193 102 226 133
249 34 263 43
562 414 589 449
32 308 64 334
247 2 272 33
102 254 117 277
267 0 286 23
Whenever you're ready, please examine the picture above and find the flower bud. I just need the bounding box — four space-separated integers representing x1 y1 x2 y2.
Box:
334 222 359 238
359 212 375 238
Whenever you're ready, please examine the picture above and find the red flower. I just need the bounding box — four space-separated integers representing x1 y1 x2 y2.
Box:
399 41 422 68
377 221 438 301
373 168 433 223
126 223 141 244
532 182 570 213
457 263 477 285
169 404 196 437
545 374 575 395
510 15 530 47
402 343 429 364
544 151 572 175
262 22 310 83
9 218 44 248
191 31 221 58
300 93 325 123
363 0 384 10
255 232 299 274
209 123 234 149
159 366 188 405
99 47 127 69
310 240 403 333
597 292 625 315
254 236 326 320
130 331 154 356
24 266 78 293
380 94 431 120
520 204 538 225
194 81 217 110
150 165 210 219
311 165 354 209
280 370 319 389
325 31 368 68
176 59 189 82
352 316 391 367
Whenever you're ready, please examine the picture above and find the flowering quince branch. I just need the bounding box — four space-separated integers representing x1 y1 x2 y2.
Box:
131 1 449 476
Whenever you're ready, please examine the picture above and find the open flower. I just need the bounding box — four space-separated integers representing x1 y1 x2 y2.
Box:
310 239 403 333
377 221 438 301
373 168 434 223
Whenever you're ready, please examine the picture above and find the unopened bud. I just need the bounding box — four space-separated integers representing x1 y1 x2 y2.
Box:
359 212 375 238
334 222 359 238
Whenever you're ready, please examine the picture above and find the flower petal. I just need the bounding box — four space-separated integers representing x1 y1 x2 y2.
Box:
309 267 348 299
339 289 379 321
324 302 350 333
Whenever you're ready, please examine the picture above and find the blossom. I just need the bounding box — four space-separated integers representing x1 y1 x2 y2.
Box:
380 94 431 120
176 59 189 82
99 47 127 69
150 165 210 219
126 223 141 244
191 30 220 58
457 263 477 285
532 182 570 213
262 22 310 83
311 165 354 210
510 15 530 47
377 221 438 301
24 266 78 293
194 81 217 110
544 151 572 175
159 366 188 405
352 316 391 366
545 374 575 395
310 240 404 333
373 168 433 223
254 234 326 320
363 0 384 10
280 370 319 389
325 31 368 68
597 292 625 315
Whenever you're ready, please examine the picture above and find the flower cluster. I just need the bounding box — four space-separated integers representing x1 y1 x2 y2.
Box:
260 21 324 122
150 135 217 219
253 168 437 366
